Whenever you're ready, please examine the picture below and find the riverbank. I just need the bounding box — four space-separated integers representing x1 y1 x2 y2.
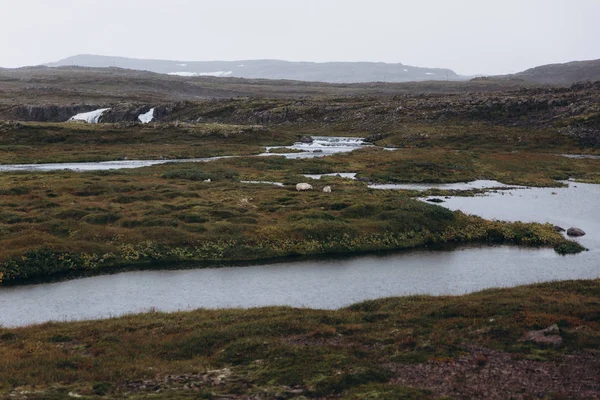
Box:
0 279 598 399
0 167 584 285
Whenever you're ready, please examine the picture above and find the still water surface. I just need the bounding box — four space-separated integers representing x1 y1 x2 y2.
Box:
0 183 598 327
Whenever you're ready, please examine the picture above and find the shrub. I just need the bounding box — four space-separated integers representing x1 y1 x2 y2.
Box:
311 368 394 396
162 167 239 181
341 204 383 218
162 168 213 181
179 213 209 223
93 382 114 396
82 212 122 225
55 209 89 220
554 241 587 255
0 186 30 195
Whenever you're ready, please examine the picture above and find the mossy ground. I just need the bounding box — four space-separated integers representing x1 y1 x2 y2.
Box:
0 159 581 284
0 85 599 397
0 280 598 399
0 119 596 284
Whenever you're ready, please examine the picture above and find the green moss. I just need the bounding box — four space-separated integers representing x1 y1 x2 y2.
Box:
554 240 587 255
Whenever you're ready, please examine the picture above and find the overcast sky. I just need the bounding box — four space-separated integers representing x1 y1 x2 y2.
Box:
0 0 598 75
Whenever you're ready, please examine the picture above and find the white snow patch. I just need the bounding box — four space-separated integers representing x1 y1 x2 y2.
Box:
425 72 436 75
168 72 199 77
238 64 245 67
197 71 233 77
168 71 233 77
138 108 155 124
69 108 110 124
403 68 408 72
177 63 188 67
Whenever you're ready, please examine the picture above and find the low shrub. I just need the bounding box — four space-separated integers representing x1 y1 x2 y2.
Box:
82 212 122 225
554 241 587 255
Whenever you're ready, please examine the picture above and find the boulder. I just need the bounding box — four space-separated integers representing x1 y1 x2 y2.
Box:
364 133 385 143
323 186 332 193
296 183 313 191
567 227 586 237
553 225 566 233
299 135 314 143
519 324 563 347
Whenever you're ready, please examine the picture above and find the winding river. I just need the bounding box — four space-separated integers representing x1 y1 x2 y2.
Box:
0 139 598 327
0 136 365 172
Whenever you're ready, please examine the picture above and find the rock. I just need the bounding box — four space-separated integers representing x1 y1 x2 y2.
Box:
357 177 371 183
364 133 385 143
553 225 566 232
299 135 313 143
427 198 445 203
296 183 313 191
519 324 563 347
323 186 332 193
313 149 323 153
567 227 586 237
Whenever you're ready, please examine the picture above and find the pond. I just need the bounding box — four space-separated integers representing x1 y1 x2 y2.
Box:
1 182 598 327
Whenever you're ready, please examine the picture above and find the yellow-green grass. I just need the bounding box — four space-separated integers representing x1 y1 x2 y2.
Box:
0 160 583 284
0 280 598 399
0 122 295 164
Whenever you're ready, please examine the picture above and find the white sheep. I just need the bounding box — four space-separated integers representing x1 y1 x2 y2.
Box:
323 186 332 193
296 183 313 191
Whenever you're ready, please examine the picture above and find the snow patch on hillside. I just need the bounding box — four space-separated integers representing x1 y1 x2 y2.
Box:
168 71 233 77
138 108 155 124
69 108 110 124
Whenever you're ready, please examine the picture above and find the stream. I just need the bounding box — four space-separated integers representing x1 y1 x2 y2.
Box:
0 138 598 327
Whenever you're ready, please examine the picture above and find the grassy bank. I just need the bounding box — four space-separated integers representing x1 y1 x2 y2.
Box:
0 122 296 164
0 161 585 284
209 146 600 187
0 280 598 399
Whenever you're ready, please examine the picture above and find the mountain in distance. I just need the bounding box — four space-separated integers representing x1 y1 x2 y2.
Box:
476 59 600 85
511 59 600 85
45 54 466 84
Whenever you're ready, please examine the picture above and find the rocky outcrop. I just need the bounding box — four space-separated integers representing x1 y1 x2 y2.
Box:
101 106 155 123
12 105 99 122
4 104 164 124
519 324 563 347
567 227 586 237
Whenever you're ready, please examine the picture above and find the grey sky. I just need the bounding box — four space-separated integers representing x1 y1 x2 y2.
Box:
1 0 598 75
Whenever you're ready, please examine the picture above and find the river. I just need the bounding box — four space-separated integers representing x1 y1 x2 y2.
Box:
0 138 598 327
0 181 598 327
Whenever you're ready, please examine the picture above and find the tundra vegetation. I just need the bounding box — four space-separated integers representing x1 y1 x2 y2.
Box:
0 280 598 399
0 97 598 282
0 71 599 398
0 151 588 284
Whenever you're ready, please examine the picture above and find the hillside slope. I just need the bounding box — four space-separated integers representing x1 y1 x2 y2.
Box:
487 59 600 85
46 54 465 83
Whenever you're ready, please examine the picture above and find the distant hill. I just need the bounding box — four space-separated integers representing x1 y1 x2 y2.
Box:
45 55 466 84
478 59 600 85
0 65 542 109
